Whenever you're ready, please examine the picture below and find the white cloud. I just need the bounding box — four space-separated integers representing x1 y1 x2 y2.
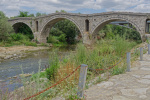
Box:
0 0 150 17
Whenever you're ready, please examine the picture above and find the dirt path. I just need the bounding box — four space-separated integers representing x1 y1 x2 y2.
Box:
0 46 50 62
85 53 150 100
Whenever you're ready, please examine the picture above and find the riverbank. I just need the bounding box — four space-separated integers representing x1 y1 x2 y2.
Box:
0 46 50 62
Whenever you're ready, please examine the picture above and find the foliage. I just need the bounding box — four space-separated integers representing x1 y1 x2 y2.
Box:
36 12 47 17
46 50 59 80
99 24 142 43
16 23 34 40
0 33 37 47
10 33 29 41
49 19 80 44
47 34 58 43
12 11 34 40
58 34 66 43
0 11 13 41
17 11 34 17
47 10 80 45
24 41 37 46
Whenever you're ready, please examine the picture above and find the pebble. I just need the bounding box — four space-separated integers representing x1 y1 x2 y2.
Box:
137 79 150 84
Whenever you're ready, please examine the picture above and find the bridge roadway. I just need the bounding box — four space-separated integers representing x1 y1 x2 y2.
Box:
8 12 150 45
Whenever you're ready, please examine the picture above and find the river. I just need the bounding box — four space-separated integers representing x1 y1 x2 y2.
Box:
0 46 76 93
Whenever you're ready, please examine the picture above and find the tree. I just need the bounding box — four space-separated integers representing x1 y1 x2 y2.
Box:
36 12 46 17
0 11 13 41
18 11 29 17
36 12 42 17
49 19 80 44
99 24 141 42
17 11 35 17
14 11 34 40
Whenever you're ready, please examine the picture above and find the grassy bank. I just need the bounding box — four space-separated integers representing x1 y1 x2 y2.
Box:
1 35 141 100
0 33 37 47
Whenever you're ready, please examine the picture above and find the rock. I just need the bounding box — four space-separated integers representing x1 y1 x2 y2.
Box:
113 95 133 100
140 67 150 71
121 89 137 96
132 75 141 78
97 81 114 88
40 78 48 82
13 54 17 56
19 74 32 77
49 43 53 47
143 75 150 79
52 96 65 100
137 79 150 84
133 88 148 95
4 55 11 59
0 80 4 82
13 76 17 78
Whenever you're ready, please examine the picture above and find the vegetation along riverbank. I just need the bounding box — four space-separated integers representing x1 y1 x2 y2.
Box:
1 35 147 100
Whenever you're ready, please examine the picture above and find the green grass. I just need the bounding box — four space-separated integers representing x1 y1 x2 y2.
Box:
0 33 37 47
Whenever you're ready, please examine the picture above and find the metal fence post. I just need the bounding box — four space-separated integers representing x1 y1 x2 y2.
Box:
77 64 88 98
140 47 143 61
148 44 150 55
127 52 131 72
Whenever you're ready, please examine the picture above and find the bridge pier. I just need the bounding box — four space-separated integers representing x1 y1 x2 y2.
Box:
82 32 93 46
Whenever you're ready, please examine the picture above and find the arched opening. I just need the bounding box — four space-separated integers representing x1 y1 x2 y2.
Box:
146 19 150 33
36 21 38 32
92 19 142 43
41 18 82 44
85 19 89 32
12 22 34 40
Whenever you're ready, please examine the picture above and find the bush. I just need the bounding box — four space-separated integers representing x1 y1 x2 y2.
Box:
47 35 58 43
10 33 29 41
46 50 59 80
24 41 37 46
58 34 66 43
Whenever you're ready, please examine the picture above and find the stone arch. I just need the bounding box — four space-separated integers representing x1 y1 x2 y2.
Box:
91 17 142 40
12 21 33 34
40 15 83 38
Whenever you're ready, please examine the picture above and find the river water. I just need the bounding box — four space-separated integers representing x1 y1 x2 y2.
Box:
0 46 76 93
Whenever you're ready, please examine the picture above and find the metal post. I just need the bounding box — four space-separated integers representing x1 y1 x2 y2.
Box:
126 52 131 72
148 44 150 55
140 47 143 61
77 64 88 98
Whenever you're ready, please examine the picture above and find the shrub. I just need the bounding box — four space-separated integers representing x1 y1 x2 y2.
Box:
10 33 29 41
46 50 59 80
24 41 37 46
47 35 58 43
58 34 66 43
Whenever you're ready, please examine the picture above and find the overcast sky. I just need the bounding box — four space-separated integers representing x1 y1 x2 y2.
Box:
0 0 150 17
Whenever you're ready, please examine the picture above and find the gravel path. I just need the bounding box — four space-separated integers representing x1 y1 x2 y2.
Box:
85 53 150 100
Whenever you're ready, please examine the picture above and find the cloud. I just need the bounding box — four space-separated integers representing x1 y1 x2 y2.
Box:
0 0 150 17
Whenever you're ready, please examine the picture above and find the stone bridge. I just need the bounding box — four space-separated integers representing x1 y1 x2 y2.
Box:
8 12 150 45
